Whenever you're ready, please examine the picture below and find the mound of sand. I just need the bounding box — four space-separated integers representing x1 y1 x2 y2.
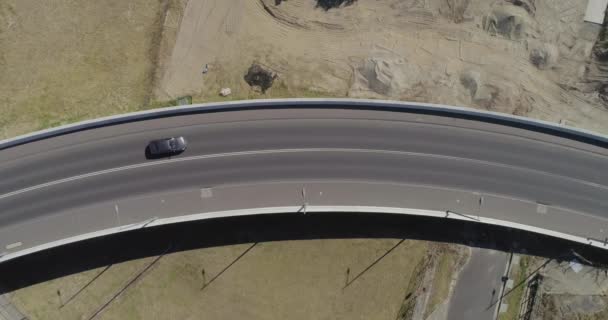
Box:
529 43 559 70
483 5 532 40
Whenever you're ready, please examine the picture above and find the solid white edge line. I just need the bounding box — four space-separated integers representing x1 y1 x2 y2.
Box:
1 206 605 264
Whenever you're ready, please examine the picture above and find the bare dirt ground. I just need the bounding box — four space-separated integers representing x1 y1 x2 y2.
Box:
8 239 467 320
497 255 608 320
533 258 608 320
157 0 608 134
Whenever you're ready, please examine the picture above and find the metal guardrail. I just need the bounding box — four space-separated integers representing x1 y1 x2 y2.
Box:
2 98 608 150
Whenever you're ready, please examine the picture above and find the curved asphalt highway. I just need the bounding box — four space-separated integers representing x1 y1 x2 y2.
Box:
0 102 607 261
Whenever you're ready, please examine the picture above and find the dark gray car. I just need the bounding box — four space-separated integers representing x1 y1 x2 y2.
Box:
148 136 187 157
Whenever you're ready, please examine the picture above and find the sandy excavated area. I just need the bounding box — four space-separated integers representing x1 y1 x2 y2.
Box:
158 0 608 134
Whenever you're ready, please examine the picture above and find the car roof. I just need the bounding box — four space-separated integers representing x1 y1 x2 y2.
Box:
151 138 173 152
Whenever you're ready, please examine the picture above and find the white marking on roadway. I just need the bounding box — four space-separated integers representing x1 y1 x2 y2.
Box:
536 204 548 214
114 204 121 226
5 242 22 250
200 188 213 199
0 148 606 201
446 210 480 221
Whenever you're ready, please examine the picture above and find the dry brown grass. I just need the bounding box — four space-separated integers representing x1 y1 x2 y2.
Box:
0 0 167 139
499 256 529 320
425 244 468 318
11 239 435 320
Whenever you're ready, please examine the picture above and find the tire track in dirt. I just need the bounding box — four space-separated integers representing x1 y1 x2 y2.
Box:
144 0 172 107
257 0 348 33
257 0 311 30
222 0 244 35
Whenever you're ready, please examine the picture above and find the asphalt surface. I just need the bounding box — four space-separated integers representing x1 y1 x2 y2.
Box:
1 107 608 256
447 248 508 320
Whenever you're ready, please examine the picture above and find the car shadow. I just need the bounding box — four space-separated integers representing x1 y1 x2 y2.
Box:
144 146 184 160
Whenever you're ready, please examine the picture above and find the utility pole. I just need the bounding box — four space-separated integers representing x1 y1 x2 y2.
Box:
345 267 350 287
201 268 206 289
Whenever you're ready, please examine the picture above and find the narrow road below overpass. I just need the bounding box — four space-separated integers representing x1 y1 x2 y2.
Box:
447 248 508 320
